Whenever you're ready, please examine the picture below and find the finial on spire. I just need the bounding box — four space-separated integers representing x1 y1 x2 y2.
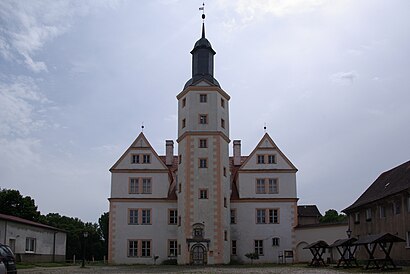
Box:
199 2 205 38
141 122 144 132
199 2 205 19
264 123 267 133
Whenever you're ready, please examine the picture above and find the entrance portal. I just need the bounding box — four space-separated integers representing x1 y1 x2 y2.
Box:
191 244 206 265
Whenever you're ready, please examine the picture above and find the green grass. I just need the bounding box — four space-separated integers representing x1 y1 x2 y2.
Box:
16 262 71 269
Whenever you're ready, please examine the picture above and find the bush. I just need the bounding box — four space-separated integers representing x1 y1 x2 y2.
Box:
161 259 177 265
245 252 259 264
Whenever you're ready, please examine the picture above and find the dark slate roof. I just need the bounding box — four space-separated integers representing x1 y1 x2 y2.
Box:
298 205 322 217
354 233 405 245
344 160 410 213
183 76 220 90
329 237 357 248
0 213 65 232
304 240 329 249
295 221 347 229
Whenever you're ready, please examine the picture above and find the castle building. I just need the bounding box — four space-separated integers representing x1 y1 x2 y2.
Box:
108 18 298 265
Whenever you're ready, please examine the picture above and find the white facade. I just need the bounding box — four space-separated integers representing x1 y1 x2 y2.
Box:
0 214 66 262
108 22 298 265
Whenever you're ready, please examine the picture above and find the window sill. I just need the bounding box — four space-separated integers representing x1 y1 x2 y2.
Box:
25 251 35 254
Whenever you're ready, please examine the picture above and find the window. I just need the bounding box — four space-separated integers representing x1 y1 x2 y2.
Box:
224 197 227 208
407 196 410 212
231 240 237 255
379 205 386 218
182 98 186 107
256 178 279 194
256 179 265 194
254 240 264 256
141 240 151 257
223 167 227 177
199 158 207 168
269 209 279 224
129 178 152 194
142 154 151 164
268 179 278 194
142 178 152 194
128 240 138 257
199 94 207 103
224 230 228 241
257 155 265 164
129 178 139 194
257 209 279 224
178 244 181 255
178 216 181 226
393 200 401 215
272 237 280 246
221 98 225 108
182 119 186 128
199 139 207 148
25 238 35 253
256 209 266 224
230 209 236 224
179 155 182 164
366 208 372 221
199 114 208 124
131 154 140 164
129 209 139 225
268 154 276 164
199 189 208 199
169 209 178 225
354 212 360 224
168 240 177 257
406 231 410 248
178 183 181 193
221 119 225 129
141 209 151 224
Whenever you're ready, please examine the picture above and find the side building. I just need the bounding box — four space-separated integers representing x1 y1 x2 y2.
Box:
343 160 410 264
108 19 298 265
0 213 66 262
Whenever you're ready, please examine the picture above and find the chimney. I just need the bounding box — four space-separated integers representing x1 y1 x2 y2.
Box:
233 140 241 166
165 140 174 166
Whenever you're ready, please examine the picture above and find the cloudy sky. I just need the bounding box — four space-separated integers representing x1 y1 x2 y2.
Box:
1 0 409 223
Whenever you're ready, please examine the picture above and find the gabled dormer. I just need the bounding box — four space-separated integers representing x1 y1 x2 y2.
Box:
110 132 169 172
233 133 297 199
240 133 297 171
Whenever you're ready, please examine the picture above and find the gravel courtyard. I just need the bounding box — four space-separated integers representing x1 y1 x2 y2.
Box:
17 265 409 274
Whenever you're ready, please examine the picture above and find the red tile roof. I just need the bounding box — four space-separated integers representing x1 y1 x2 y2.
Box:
0 213 65 232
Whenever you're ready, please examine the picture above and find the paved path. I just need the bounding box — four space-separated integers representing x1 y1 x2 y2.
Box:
17 265 408 274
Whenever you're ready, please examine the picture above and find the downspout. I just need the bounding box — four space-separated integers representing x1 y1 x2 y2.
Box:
4 221 7 244
52 232 57 262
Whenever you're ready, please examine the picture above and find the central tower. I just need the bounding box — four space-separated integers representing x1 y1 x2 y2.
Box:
176 17 231 265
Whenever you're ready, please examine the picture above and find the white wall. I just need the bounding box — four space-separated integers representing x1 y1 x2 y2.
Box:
110 201 177 264
237 172 296 199
295 224 348 263
231 201 296 263
0 219 66 257
111 172 170 198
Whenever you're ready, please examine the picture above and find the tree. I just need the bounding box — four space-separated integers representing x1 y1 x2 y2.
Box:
0 188 40 221
319 209 347 223
98 212 109 257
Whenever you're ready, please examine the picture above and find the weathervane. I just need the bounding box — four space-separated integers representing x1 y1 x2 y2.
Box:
199 2 205 21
